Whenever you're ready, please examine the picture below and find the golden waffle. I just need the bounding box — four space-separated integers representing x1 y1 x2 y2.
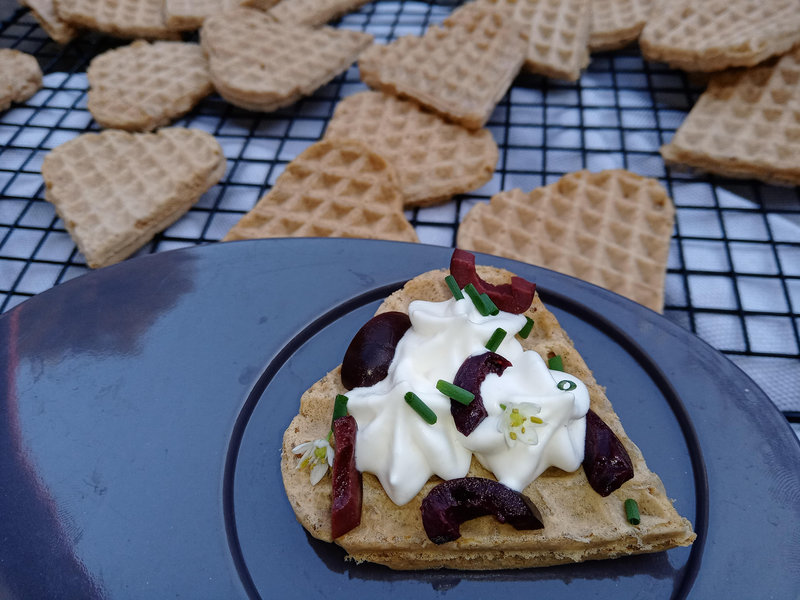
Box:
165 0 245 31
41 128 226 269
358 3 527 130
223 139 418 243
661 47 800 185
281 266 696 569
468 0 592 81
200 8 373 112
324 91 498 208
54 0 179 39
87 40 213 132
640 0 800 72
589 0 653 52
20 0 79 44
0 49 42 112
457 170 675 312
264 0 372 27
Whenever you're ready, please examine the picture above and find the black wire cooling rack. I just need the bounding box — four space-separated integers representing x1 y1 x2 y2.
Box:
1 1 799 426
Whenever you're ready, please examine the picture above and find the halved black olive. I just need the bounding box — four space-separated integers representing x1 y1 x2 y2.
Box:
341 311 411 390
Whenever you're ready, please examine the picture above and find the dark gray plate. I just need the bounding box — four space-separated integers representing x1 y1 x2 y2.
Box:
1 239 797 599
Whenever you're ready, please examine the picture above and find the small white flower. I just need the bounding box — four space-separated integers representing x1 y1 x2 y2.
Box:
497 402 545 447
293 437 334 485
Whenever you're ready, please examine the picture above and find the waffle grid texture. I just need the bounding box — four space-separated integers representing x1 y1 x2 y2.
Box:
87 40 213 131
201 8 373 112
223 138 418 242
661 47 800 186
324 91 498 208
639 0 800 72
40 128 225 268
358 3 528 129
457 170 675 312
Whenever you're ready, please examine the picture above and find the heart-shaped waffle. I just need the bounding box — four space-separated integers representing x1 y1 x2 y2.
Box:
358 3 527 129
200 7 373 112
223 138 418 243
325 91 498 208
41 128 226 268
87 40 213 132
466 0 592 81
640 0 800 71
457 170 675 312
661 46 800 185
0 49 42 111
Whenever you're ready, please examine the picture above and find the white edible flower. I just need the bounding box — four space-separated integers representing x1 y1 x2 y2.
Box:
497 401 545 447
293 437 334 485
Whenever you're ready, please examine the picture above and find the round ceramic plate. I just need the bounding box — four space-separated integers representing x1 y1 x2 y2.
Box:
1 239 798 599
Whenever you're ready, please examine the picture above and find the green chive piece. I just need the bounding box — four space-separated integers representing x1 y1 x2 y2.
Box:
557 380 577 392
548 354 564 371
463 283 487 315
444 275 464 300
479 293 499 316
485 327 507 352
404 392 437 424
624 498 640 525
518 317 534 339
331 394 349 428
436 380 475 405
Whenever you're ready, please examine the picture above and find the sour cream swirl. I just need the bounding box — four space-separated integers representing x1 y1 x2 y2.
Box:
345 293 590 506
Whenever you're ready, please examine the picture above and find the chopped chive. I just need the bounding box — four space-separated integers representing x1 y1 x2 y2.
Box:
404 392 437 424
444 275 464 300
557 380 577 391
463 283 488 315
436 380 475 405
548 354 564 371
518 317 534 339
479 293 499 316
499 403 507 410
485 327 507 352
624 498 640 525
332 394 349 422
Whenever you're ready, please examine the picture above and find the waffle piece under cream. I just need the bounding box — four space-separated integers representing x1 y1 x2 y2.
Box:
324 91 498 208
223 139 418 243
0 49 42 112
358 4 527 130
263 0 372 27
200 8 372 112
457 170 675 312
87 41 213 132
164 0 246 31
589 0 653 52
20 0 78 44
466 0 591 81
281 266 695 569
661 47 800 186
639 0 800 72
55 0 179 39
41 128 225 268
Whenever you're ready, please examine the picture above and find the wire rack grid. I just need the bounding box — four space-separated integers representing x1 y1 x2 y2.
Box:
1 1 799 428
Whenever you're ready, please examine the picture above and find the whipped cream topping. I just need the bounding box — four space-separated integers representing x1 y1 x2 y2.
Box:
345 293 590 506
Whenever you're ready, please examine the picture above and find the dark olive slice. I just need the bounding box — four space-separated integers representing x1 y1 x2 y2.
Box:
340 311 411 390
449 249 536 314
583 409 634 496
331 415 362 538
451 351 512 436
421 477 544 544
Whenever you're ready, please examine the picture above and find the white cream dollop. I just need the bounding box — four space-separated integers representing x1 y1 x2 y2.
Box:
345 293 590 506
